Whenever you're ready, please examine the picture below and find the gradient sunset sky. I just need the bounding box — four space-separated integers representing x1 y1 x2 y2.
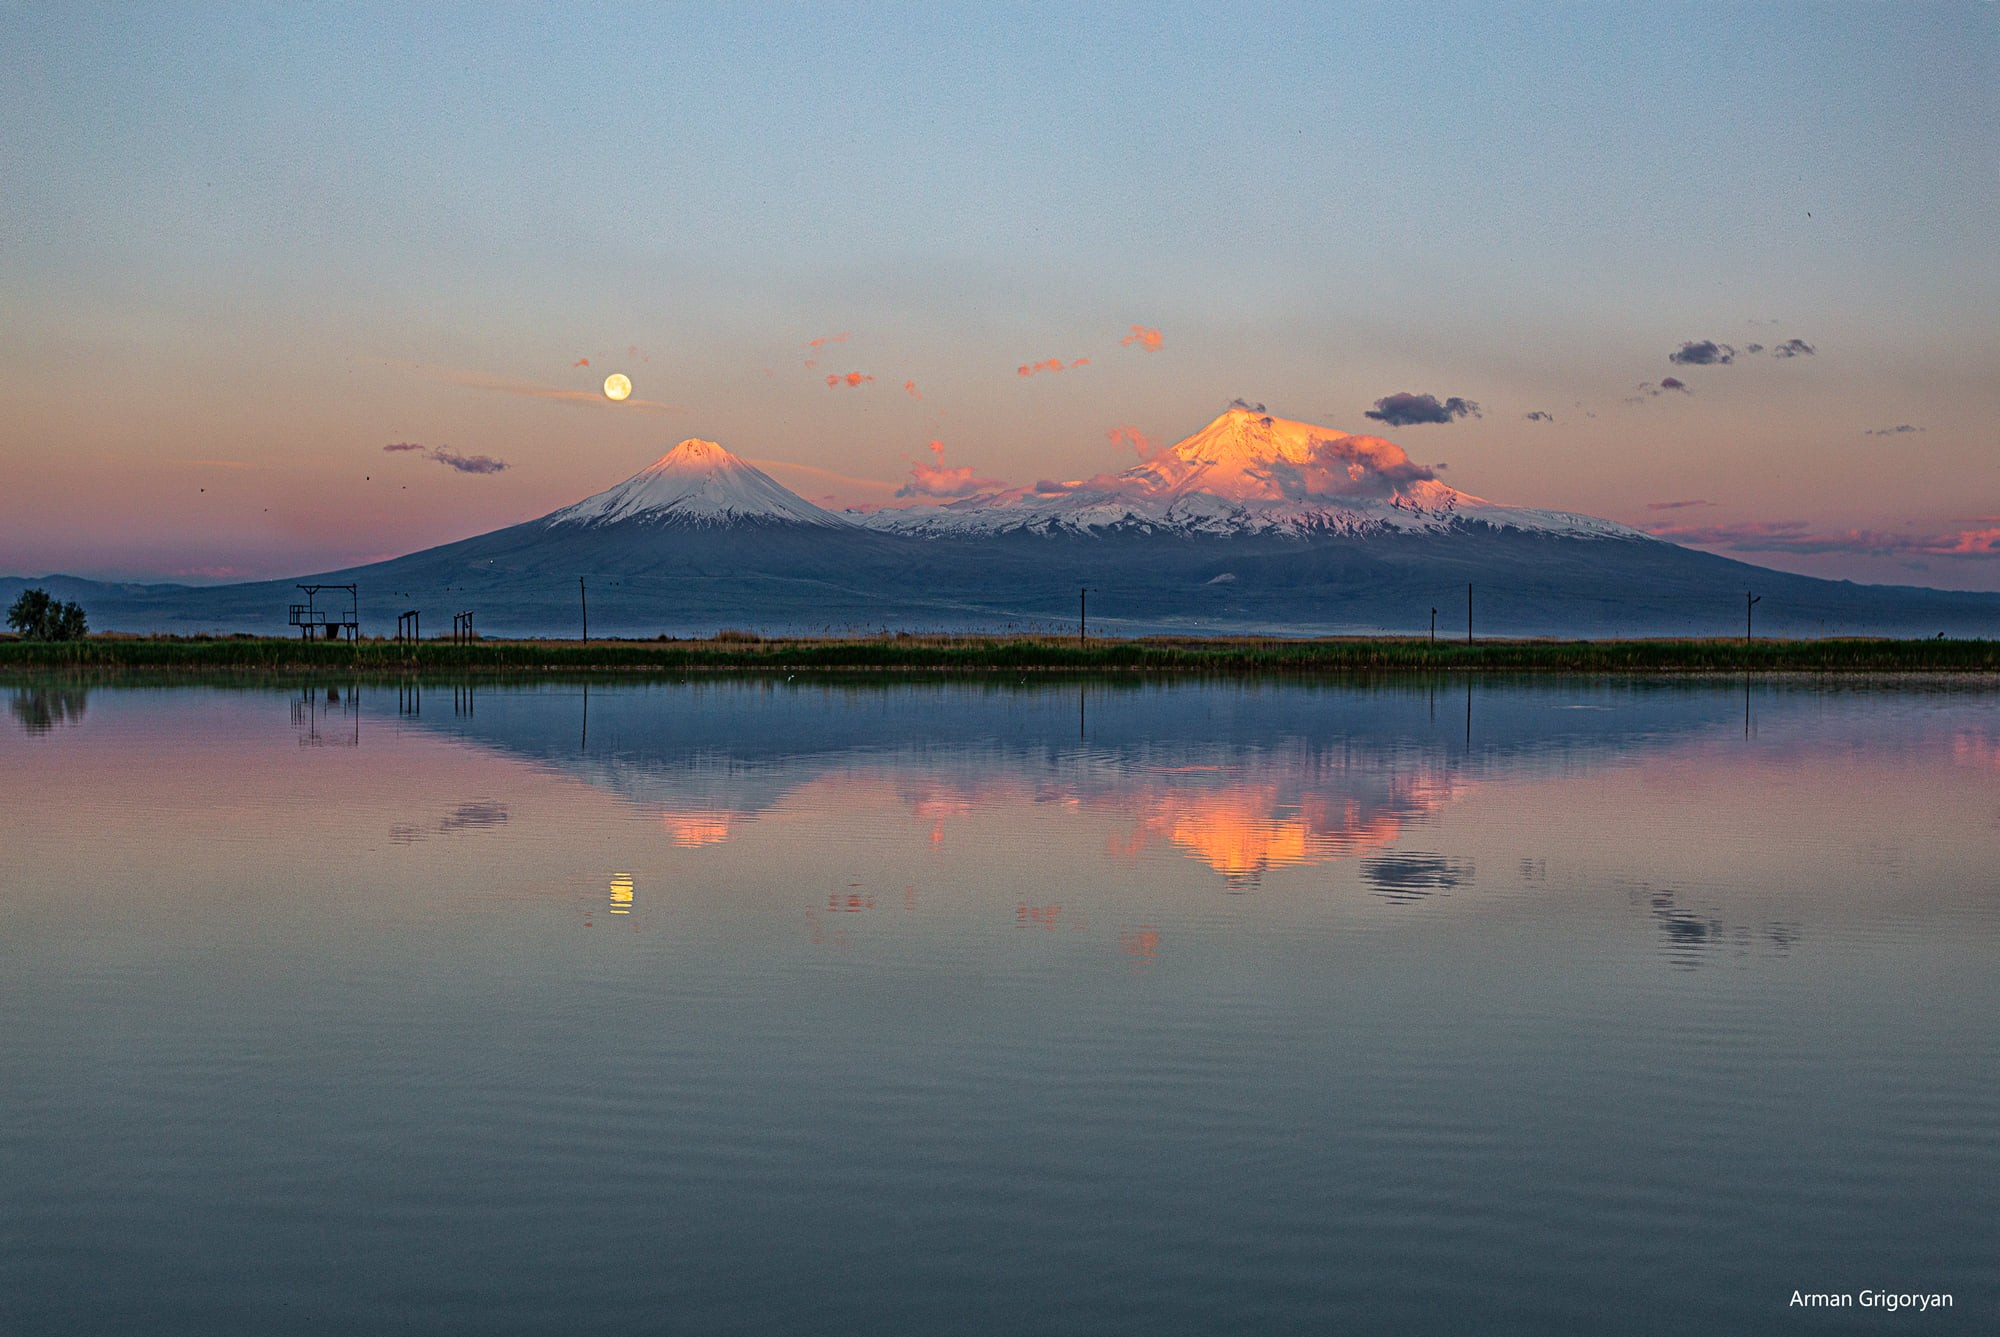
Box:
4 2 1995 588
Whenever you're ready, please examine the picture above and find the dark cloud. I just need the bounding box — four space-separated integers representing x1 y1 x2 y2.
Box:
1522 410 1555 423
384 442 509 474
1770 338 1815 358
1646 499 1713 511
1630 378 1691 400
1363 392 1482 427
1669 340 1735 366
1227 398 1267 413
1864 424 1924 437
1744 343 1765 354
430 447 509 475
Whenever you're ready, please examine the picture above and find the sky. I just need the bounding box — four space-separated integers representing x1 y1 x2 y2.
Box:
2 1 1996 589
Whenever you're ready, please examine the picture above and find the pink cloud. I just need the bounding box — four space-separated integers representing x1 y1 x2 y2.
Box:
805 334 850 367
826 372 874 388
1017 356 1088 378
573 357 589 367
903 379 922 400
1120 325 1163 351
896 440 1006 499
1105 424 1158 459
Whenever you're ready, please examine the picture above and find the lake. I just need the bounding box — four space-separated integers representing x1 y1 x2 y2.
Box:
2 675 1994 1334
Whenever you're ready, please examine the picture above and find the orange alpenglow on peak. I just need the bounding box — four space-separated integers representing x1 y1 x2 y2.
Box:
1122 407 1468 507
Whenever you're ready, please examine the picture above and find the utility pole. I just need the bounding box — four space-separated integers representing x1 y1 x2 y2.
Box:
1430 607 1437 644
1079 587 1088 646
1745 591 1760 645
1467 583 1474 645
580 577 589 643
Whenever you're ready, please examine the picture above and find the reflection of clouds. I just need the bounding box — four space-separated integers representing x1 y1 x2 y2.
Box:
1119 926 1162 966
904 786 976 847
1361 852 1474 903
1635 884 1802 970
390 799 508 844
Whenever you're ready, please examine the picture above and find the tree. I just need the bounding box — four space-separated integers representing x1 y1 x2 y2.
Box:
5 588 88 640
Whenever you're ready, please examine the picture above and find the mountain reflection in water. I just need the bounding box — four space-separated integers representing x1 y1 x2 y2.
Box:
405 681 1504 891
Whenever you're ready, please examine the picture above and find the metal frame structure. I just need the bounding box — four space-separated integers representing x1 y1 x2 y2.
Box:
290 584 358 641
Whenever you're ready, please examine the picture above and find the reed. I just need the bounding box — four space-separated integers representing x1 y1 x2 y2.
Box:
1 633 1995 675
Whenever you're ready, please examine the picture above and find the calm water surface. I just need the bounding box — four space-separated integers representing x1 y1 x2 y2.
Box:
2 676 1995 1335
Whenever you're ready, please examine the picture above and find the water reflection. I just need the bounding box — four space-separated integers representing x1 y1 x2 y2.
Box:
1359 852 1475 904
389 800 510 845
16 675 1988 974
372 678 1991 912
1118 772 1460 890
293 684 359 747
660 810 739 847
1118 925 1162 967
7 684 87 734
1629 883 1806 970
2 675 1993 1336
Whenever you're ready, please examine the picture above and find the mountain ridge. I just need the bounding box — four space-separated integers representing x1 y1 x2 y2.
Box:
5 409 1996 639
853 408 1652 542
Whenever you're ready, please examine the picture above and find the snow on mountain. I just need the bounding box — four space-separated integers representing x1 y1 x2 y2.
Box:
854 408 1652 542
544 439 854 529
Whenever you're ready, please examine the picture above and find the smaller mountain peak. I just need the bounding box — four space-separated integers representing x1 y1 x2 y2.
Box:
545 437 850 529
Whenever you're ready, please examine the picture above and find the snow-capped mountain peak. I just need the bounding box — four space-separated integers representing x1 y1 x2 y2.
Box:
854 408 1651 542
544 439 851 529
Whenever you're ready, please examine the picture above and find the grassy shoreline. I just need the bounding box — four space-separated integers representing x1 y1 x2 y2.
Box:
1 633 1995 675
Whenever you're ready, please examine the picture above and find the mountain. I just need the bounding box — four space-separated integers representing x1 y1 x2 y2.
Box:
544 438 852 529
858 408 1643 542
8 416 1998 639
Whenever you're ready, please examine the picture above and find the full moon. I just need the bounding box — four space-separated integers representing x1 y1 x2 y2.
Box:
603 373 632 401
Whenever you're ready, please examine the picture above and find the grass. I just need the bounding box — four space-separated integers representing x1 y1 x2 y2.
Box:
1 632 1996 676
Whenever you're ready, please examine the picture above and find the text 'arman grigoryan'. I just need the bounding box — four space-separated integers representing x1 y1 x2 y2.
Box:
1790 1291 1953 1312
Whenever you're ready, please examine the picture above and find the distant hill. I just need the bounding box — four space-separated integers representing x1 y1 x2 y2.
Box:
7 412 1997 639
